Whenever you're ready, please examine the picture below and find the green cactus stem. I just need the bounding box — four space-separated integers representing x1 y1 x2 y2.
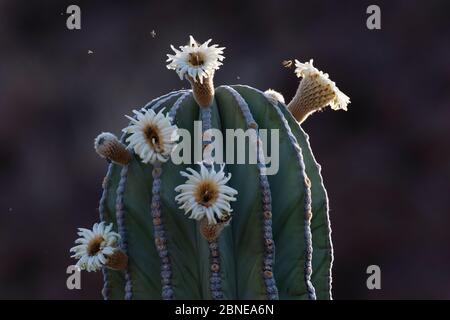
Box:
92 85 333 299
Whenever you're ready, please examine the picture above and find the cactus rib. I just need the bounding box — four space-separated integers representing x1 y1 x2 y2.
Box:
99 163 114 300
148 90 189 111
150 162 174 299
270 92 333 299
149 94 193 300
222 86 279 300
293 126 333 299
116 164 133 299
168 91 192 120
199 106 224 300
258 88 316 300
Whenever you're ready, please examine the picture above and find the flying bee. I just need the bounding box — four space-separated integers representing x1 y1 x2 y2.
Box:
282 60 294 68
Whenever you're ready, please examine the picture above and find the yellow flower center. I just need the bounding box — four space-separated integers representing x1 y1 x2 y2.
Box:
195 180 219 208
188 52 205 67
87 235 104 256
144 124 164 153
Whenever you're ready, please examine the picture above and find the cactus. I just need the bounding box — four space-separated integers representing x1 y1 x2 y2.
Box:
70 36 350 300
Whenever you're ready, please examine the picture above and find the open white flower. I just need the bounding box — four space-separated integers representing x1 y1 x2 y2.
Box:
166 35 225 84
294 59 350 111
175 162 238 225
70 222 120 272
123 108 179 164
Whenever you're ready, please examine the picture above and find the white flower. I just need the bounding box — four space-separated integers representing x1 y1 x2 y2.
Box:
175 162 238 225
123 108 179 164
294 59 350 111
70 222 120 272
166 35 225 84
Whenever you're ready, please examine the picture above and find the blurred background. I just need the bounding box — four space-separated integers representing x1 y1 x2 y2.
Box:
0 0 449 299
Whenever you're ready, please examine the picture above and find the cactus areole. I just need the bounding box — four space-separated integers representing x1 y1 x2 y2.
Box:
71 36 351 300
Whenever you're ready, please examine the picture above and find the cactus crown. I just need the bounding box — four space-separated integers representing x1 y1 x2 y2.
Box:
70 36 351 300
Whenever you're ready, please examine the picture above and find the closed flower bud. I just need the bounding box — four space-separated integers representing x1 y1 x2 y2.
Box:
264 89 285 105
94 132 132 165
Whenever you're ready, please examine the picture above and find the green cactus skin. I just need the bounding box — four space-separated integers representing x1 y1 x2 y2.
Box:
98 85 333 300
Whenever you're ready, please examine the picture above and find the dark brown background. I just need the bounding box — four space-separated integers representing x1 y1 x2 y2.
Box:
0 0 449 299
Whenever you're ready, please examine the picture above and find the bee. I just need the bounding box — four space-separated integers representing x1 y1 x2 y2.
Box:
282 60 293 68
